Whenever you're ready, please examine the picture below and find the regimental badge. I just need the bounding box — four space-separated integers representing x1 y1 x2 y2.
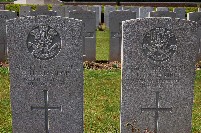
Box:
142 27 177 63
27 24 61 60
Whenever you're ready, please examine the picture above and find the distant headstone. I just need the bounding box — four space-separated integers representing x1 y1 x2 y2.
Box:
123 6 140 18
198 8 201 12
7 15 83 133
104 5 115 27
88 5 101 27
156 7 169 11
173 7 185 19
65 5 87 17
30 5 56 16
0 10 17 62
15 0 62 4
109 11 136 61
0 4 5 10
43 0 62 4
188 12 201 61
94 5 102 24
117 6 123 11
139 7 153 18
52 5 65 17
149 11 176 18
19 6 31 17
121 17 198 133
78 5 88 10
69 10 96 61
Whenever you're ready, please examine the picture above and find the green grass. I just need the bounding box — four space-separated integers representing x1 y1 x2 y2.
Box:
0 67 11 133
192 70 201 133
84 69 121 132
96 29 110 60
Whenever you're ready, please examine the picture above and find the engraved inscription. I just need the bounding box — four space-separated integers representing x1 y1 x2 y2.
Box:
142 27 177 63
27 25 61 60
22 65 72 86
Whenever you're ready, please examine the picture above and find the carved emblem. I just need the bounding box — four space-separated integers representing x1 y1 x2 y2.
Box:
27 25 61 60
142 27 177 63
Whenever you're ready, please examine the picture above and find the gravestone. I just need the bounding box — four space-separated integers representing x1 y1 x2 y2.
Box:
52 5 65 17
7 15 83 133
79 5 88 10
43 0 62 4
69 10 96 61
104 5 115 28
0 10 17 62
139 7 153 18
117 6 124 11
30 5 56 16
121 17 199 133
0 4 5 10
88 5 101 27
123 6 139 18
19 6 31 17
149 11 176 18
109 11 136 61
198 8 201 12
173 7 185 19
94 5 102 25
64 5 87 17
156 7 169 11
187 12 201 61
15 0 62 4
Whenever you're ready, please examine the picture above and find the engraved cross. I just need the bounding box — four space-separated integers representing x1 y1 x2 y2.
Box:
141 91 172 133
31 90 62 133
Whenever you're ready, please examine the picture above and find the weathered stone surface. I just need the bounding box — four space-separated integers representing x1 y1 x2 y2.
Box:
121 18 198 133
117 6 124 11
104 5 115 27
188 12 201 61
109 11 136 61
64 5 87 17
19 6 31 17
149 11 176 18
173 7 185 19
139 7 153 18
88 5 101 27
30 5 56 16
0 10 17 62
0 4 5 10
52 5 65 17
69 10 96 61
7 16 83 133
156 7 169 11
15 0 62 4
123 6 139 18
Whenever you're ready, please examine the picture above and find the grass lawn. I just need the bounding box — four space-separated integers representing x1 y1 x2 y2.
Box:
0 30 201 132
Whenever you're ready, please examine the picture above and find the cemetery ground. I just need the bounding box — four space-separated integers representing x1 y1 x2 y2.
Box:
0 29 201 133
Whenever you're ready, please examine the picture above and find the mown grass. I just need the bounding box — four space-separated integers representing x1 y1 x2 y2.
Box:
192 70 201 133
84 69 121 132
0 67 11 133
96 28 110 60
